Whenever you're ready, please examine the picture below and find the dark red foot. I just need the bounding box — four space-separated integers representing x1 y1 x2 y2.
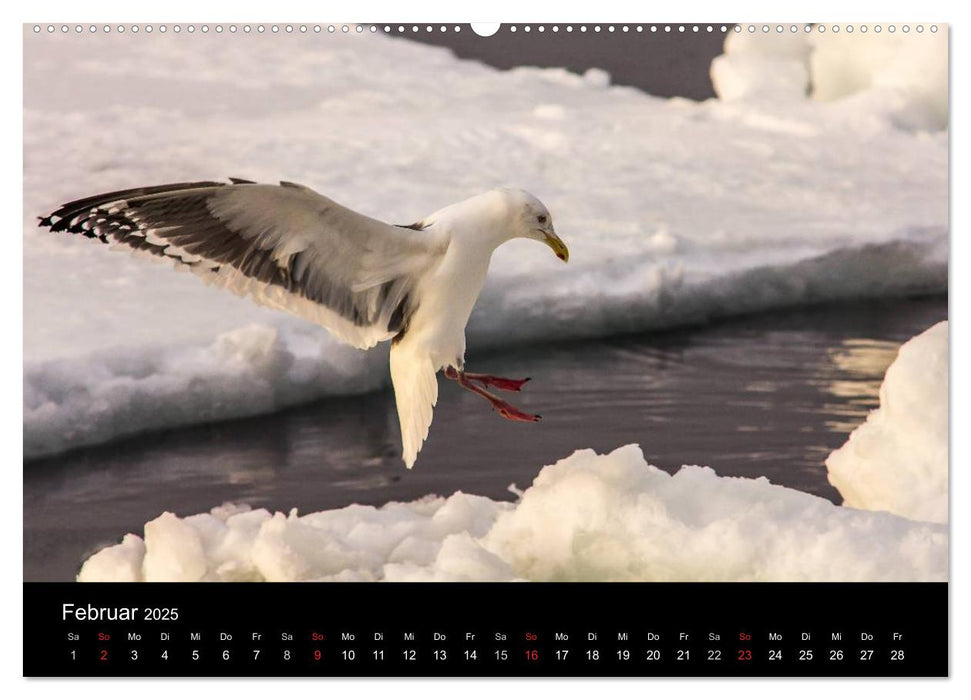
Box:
466 373 531 392
446 367 542 422
491 399 542 422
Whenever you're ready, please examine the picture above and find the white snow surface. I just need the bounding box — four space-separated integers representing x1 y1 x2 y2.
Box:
24 31 948 457
77 443 947 583
827 321 948 524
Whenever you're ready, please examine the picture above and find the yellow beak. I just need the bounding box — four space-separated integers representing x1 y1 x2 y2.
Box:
543 230 570 263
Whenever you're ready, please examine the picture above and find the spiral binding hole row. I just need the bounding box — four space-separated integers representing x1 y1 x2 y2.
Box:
32 24 939 36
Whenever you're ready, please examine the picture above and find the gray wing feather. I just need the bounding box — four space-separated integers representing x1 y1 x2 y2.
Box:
40 180 447 349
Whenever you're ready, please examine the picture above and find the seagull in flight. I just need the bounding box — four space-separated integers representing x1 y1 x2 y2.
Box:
39 180 569 468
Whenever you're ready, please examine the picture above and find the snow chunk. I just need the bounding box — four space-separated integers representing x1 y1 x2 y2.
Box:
810 32 948 130
483 445 944 581
79 446 946 583
827 322 948 523
77 534 145 582
711 32 812 101
582 67 611 88
712 30 948 130
142 512 209 581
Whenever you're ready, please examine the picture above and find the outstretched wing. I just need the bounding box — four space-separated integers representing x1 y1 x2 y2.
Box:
39 179 448 349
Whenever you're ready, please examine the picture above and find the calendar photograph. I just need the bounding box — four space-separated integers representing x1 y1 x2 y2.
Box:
24 22 948 593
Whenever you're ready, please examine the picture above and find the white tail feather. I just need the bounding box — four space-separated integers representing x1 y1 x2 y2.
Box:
389 344 439 469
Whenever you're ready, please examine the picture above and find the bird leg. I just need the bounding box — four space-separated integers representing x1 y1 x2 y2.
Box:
444 367 541 422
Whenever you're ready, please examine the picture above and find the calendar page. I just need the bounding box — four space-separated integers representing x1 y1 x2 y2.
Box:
22 21 948 678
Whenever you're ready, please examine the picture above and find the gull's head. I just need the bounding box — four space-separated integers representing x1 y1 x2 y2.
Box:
493 188 569 263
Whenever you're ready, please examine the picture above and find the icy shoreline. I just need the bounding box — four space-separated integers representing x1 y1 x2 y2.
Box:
78 443 947 583
76 318 950 584
24 250 945 461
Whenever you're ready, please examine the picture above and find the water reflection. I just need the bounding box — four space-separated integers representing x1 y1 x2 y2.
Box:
24 297 947 580
817 339 900 433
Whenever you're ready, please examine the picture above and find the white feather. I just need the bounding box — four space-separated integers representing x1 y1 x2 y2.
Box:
390 342 439 469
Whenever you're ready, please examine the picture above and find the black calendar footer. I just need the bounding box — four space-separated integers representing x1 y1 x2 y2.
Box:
23 582 947 677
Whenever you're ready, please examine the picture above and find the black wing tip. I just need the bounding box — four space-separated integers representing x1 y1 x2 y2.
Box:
39 180 262 232
38 180 235 237
395 221 428 231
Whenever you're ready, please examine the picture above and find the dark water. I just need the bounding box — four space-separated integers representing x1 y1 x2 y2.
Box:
24 297 947 581
403 25 726 100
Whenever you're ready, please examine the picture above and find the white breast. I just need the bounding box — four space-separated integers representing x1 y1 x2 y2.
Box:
403 239 493 369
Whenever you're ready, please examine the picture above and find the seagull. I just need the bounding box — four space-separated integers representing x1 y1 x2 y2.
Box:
39 180 569 468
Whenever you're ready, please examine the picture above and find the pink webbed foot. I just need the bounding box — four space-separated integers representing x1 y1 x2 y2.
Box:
464 372 531 392
445 367 542 422
491 399 542 422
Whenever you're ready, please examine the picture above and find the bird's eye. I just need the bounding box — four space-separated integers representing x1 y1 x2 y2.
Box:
537 215 547 224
